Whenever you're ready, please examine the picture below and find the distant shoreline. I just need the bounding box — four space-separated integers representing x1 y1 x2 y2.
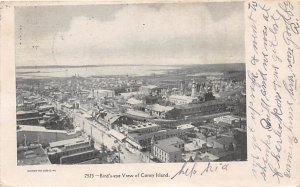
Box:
15 63 245 80
16 63 245 69
16 64 183 69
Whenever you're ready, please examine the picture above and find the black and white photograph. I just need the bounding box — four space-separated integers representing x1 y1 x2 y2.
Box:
15 2 247 165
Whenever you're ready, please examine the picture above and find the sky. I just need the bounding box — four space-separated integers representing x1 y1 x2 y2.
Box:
15 2 244 67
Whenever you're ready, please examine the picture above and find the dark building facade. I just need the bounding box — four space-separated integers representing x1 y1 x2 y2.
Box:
174 100 227 118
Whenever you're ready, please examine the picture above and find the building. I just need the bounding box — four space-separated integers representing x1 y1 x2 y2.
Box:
125 98 144 110
113 86 140 96
152 137 184 163
93 89 115 98
207 148 239 161
125 109 154 121
46 137 98 164
17 144 51 165
176 123 195 132
214 115 244 125
16 110 43 125
139 85 161 96
17 125 82 146
184 138 213 152
97 112 133 129
38 105 55 113
123 123 161 135
17 99 42 111
174 100 227 117
126 129 187 150
16 103 35 111
108 129 127 142
145 104 175 119
120 92 139 99
198 152 220 162
34 100 49 107
169 95 198 105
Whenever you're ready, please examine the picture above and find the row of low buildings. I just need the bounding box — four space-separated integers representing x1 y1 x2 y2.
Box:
26 81 229 124
124 98 227 120
17 136 101 165
123 121 188 152
15 91 102 164
16 76 246 164
17 118 104 165
113 112 246 163
17 125 82 146
46 137 98 164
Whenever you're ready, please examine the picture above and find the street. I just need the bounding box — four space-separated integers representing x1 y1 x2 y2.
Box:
73 110 142 163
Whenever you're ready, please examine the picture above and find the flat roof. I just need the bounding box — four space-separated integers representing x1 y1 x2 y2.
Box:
126 109 153 118
154 137 184 153
169 95 195 100
17 125 75 134
126 98 143 105
140 85 158 89
94 89 114 93
184 142 201 152
174 100 225 109
215 115 241 120
155 143 180 153
128 129 186 139
39 105 54 109
109 130 126 140
49 137 86 148
199 152 219 161
36 100 48 103
120 92 139 96
17 145 51 165
147 104 174 112
16 110 39 115
177 124 195 129
125 123 160 130
156 136 184 145
60 149 94 158
17 117 43 121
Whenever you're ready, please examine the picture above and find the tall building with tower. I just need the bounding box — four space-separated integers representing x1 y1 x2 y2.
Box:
191 79 196 97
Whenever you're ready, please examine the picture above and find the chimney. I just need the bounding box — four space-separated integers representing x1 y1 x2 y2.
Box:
24 134 27 147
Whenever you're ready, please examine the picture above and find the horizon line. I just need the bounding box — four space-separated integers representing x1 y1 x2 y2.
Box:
16 63 245 68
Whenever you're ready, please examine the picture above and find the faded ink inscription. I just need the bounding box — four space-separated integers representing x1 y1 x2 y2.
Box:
247 0 299 183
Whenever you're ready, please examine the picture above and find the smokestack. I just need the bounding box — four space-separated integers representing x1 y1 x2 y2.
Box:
180 81 184 95
91 126 93 140
24 134 27 147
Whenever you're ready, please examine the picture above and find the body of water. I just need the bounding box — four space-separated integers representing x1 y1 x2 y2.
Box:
16 65 181 79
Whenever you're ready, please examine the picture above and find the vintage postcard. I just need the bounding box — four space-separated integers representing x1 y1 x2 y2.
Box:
0 0 299 187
